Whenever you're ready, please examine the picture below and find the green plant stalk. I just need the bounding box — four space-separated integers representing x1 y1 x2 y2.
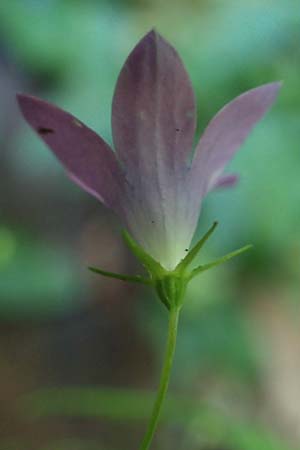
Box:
139 306 180 450
88 226 252 450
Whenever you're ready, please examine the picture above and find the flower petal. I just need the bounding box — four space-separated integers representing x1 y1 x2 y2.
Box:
110 30 197 270
17 94 125 212
210 173 239 191
112 29 196 174
191 82 282 193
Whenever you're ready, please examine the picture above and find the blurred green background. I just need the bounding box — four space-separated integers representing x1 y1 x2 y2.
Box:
0 0 300 449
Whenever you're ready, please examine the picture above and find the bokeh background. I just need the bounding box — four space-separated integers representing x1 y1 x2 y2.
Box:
0 0 300 449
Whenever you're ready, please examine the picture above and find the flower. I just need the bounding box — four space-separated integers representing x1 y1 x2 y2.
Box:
17 30 281 271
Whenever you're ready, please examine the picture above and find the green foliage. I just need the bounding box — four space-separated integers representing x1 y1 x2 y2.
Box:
24 387 296 450
0 226 82 318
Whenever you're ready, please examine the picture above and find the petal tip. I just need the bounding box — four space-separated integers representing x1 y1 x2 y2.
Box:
271 80 284 96
265 80 283 92
138 29 170 52
144 28 162 39
16 93 33 119
16 92 28 109
146 28 157 37
16 93 43 116
254 81 283 100
16 92 33 104
270 80 284 89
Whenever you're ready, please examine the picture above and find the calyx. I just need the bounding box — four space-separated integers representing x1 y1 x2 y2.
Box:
89 222 251 310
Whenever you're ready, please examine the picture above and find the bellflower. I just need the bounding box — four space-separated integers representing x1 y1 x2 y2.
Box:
17 30 280 273
17 31 281 450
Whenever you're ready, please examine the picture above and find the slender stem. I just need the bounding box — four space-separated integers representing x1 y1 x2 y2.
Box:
138 306 180 450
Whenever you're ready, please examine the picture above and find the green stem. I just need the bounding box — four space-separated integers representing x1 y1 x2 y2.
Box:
138 306 180 450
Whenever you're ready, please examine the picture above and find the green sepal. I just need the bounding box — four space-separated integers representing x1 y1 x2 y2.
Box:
176 221 218 273
188 244 253 280
121 230 189 310
122 229 165 278
88 266 152 285
89 226 252 312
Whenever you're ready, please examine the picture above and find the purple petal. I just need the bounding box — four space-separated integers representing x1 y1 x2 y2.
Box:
110 30 198 269
210 173 239 191
191 83 282 193
112 30 196 175
17 94 125 212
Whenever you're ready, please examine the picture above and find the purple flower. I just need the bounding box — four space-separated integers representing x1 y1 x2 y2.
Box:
17 30 281 270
